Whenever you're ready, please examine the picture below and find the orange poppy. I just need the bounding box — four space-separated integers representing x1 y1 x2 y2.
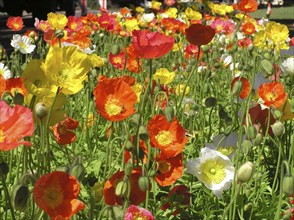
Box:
231 76 251 99
93 76 137 121
238 0 258 13
155 153 184 187
0 101 34 151
109 51 126 70
132 30 174 59
4 77 27 97
185 23 215 46
67 16 83 32
51 116 79 145
147 114 188 158
6 16 24 31
241 22 256 35
33 171 85 220
257 82 287 108
103 168 146 206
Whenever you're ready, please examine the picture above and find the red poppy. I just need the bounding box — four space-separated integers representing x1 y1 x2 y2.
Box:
147 114 188 158
257 82 287 108
103 168 146 206
0 101 34 151
132 30 174 59
4 77 27 97
93 76 137 121
155 153 184 187
6 16 24 31
184 44 203 60
97 13 118 31
109 51 126 70
237 37 253 48
51 116 79 145
67 16 83 32
33 171 85 220
231 76 251 99
161 185 191 215
185 24 215 46
238 0 258 13
241 22 256 35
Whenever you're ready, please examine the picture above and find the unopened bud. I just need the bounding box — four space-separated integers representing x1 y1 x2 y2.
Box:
115 180 128 197
263 52 271 60
253 133 263 145
273 109 282 120
201 45 209 53
124 161 133 176
205 97 217 108
111 45 120 55
35 102 48 118
246 125 257 141
0 162 9 175
129 113 141 126
282 176 294 195
232 80 243 96
260 59 273 76
125 141 134 151
55 29 64 38
138 176 149 192
163 106 174 122
271 121 285 137
12 184 29 211
139 125 149 141
237 161 254 183
69 164 86 182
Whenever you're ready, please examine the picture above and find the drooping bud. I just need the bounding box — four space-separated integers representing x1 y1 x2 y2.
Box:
260 59 273 76
129 113 141 126
111 45 120 55
11 184 29 211
0 162 9 175
282 176 294 195
139 125 149 141
69 164 86 182
237 161 254 183
271 121 285 137
138 176 150 192
253 133 263 145
246 125 257 141
115 180 128 197
273 109 282 120
125 141 134 151
35 102 48 119
205 97 217 108
163 106 174 122
231 80 243 97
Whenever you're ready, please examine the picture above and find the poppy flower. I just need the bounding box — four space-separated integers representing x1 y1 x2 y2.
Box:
238 0 258 13
4 77 28 98
124 205 154 220
257 82 287 108
11 34 36 54
51 116 79 145
147 114 188 158
6 16 24 31
132 30 174 59
0 62 11 80
93 76 137 121
155 153 184 187
109 51 126 70
184 44 203 60
237 38 253 48
185 24 215 46
0 101 34 151
33 171 85 219
161 185 191 215
231 76 251 99
103 168 146 206
67 16 83 32
241 22 256 35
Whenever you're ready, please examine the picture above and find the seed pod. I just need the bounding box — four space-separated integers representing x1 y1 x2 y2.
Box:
35 102 48 119
11 184 29 211
237 161 254 183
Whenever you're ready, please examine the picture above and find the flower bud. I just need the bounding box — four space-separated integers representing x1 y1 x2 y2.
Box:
163 106 174 122
271 121 285 137
237 161 254 183
115 180 128 197
11 184 29 211
55 29 64 38
253 133 263 145
263 52 271 60
69 164 86 182
56 166 70 173
260 59 273 76
242 140 252 154
273 109 282 120
125 161 133 176
205 97 217 108
125 140 134 151
111 45 120 55
0 162 9 175
200 45 209 53
246 125 257 141
139 125 149 141
282 176 294 195
138 176 150 192
231 80 243 97
129 113 141 126
35 102 48 119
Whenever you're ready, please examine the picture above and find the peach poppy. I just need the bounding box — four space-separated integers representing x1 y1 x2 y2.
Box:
109 51 126 70
185 23 215 46
103 168 146 206
93 76 137 121
132 30 174 59
258 82 287 108
147 114 188 158
124 205 154 220
33 171 85 220
238 0 258 13
231 76 251 99
241 22 256 35
155 153 184 187
6 16 24 31
0 101 34 151
51 116 79 145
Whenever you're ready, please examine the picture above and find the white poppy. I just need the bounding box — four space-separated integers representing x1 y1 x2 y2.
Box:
0 62 11 79
280 57 294 77
186 147 234 198
11 34 36 54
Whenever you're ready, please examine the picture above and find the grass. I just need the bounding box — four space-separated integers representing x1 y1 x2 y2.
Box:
251 5 294 20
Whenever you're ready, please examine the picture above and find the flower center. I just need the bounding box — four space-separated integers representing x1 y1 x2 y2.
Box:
158 161 171 174
133 211 148 220
216 146 235 157
105 96 123 116
113 57 122 64
155 130 173 146
0 129 5 142
43 185 64 209
18 42 27 50
200 159 226 185
266 91 277 101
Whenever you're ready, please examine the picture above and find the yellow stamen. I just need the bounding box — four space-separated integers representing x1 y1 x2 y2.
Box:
155 130 173 146
105 96 123 116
